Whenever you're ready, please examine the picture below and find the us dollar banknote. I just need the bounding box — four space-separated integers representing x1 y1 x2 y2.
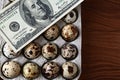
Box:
0 0 84 52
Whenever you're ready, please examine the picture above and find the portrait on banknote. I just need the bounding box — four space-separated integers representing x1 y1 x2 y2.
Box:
0 0 83 52
20 0 53 28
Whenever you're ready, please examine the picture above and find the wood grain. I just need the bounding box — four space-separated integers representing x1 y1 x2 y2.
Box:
80 0 120 80
0 0 120 80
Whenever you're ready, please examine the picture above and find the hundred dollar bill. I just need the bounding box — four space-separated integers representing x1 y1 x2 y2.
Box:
0 0 84 52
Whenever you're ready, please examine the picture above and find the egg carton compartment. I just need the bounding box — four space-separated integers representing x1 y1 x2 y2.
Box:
0 5 82 80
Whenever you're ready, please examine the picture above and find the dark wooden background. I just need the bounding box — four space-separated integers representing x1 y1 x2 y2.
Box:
0 0 120 80
80 0 120 80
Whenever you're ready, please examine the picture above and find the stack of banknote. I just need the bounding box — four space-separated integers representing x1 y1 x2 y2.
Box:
0 0 84 52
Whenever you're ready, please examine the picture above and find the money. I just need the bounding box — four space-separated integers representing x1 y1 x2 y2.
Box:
0 0 84 52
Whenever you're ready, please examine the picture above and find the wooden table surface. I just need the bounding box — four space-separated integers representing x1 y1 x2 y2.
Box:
80 0 120 80
0 0 120 80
